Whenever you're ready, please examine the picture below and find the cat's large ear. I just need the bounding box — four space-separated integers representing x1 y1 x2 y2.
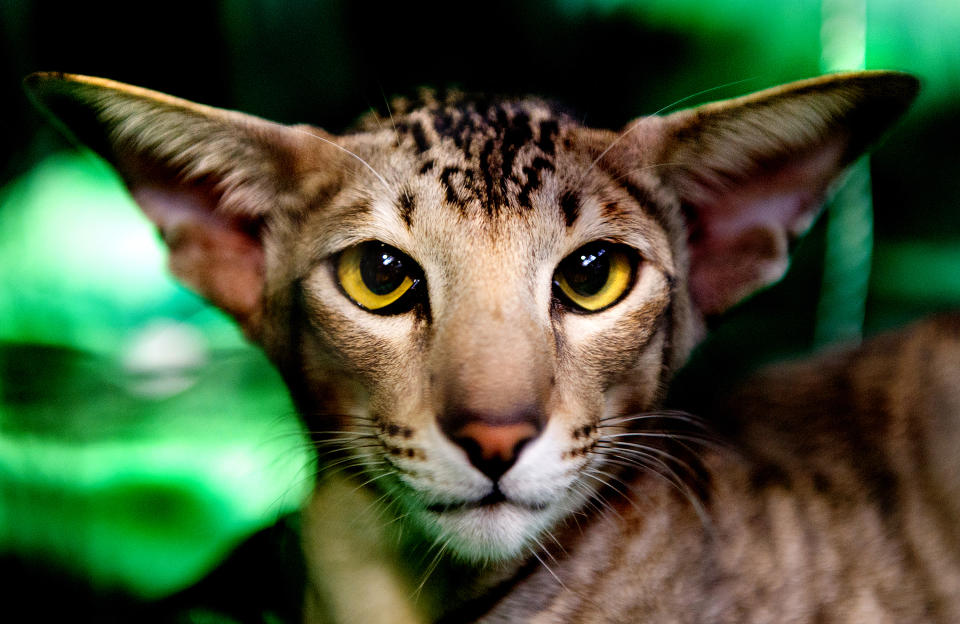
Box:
24 73 344 339
639 71 918 316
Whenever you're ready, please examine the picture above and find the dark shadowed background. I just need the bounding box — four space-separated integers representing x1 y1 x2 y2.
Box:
2 0 959 621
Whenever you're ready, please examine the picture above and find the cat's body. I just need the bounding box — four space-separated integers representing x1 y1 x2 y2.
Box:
297 314 960 624
25 70 960 622
479 313 960 623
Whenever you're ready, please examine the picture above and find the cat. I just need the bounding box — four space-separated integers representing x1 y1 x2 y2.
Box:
25 70 960 622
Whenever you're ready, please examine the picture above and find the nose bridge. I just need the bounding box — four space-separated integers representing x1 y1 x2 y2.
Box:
429 243 555 481
431 267 553 418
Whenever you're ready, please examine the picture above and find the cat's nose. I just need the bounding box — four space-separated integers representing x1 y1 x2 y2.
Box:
443 411 541 481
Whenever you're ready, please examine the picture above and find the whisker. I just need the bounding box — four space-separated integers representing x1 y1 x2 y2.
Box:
562 497 587 535
609 161 685 183
593 453 692 498
598 409 707 426
577 78 757 183
263 456 320 517
592 447 694 481
543 527 568 557
313 441 382 454
594 441 706 477
648 77 760 117
363 490 409 532
412 535 454 601
290 127 394 193
350 469 395 495
379 83 402 149
565 479 611 520
366 105 386 132
304 428 378 437
580 468 641 513
530 532 563 569
589 448 712 527
305 432 377 442
350 414 378 423
528 542 569 592
310 439 379 451
321 452 384 468
594 439 705 481
577 488 617 521
600 431 719 446
381 509 413 529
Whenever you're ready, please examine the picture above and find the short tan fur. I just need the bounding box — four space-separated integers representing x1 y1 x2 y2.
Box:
26 70 960 622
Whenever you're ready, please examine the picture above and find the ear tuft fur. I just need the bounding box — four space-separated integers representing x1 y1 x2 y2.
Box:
24 72 332 216
642 71 918 316
25 72 345 337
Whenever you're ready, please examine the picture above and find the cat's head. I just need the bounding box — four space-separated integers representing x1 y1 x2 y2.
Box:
26 72 917 562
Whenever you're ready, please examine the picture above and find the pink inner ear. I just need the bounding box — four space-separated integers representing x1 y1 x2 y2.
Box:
133 186 265 331
686 139 846 315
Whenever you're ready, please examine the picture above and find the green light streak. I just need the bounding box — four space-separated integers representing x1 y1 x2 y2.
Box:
815 159 875 345
820 0 866 70
815 0 872 346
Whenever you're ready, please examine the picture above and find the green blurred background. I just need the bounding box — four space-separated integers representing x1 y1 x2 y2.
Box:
2 0 958 621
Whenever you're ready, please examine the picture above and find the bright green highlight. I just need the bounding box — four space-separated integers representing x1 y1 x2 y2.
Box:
0 150 242 356
0 151 312 598
872 242 960 303
0 422 310 598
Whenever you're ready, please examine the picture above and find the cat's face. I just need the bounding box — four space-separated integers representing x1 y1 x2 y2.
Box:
261 97 685 559
26 72 918 562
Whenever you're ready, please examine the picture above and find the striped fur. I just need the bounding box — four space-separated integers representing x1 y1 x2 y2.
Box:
26 71 960 623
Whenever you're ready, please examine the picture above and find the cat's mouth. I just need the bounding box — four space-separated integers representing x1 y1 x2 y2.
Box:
414 485 564 562
424 487 550 514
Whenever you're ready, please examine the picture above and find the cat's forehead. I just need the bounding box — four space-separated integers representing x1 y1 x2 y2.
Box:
365 94 575 218
356 89 572 140
301 94 675 274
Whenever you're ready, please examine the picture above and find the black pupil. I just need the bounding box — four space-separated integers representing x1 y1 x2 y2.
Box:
562 245 610 296
360 243 408 295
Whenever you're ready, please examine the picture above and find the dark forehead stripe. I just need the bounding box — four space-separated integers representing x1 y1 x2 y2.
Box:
517 156 556 209
611 176 672 230
477 137 497 213
499 109 533 184
437 165 476 216
391 93 568 218
559 190 580 227
410 121 430 154
398 188 416 227
537 119 559 155
370 93 666 230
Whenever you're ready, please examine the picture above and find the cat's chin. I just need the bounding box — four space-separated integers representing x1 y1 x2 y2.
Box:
420 500 561 563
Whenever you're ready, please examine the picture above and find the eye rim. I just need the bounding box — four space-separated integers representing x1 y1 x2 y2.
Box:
552 241 639 313
335 241 424 315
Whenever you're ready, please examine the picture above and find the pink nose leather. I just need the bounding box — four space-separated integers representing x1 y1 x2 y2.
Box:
451 421 538 481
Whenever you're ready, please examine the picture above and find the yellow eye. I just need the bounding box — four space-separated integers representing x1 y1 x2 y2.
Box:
553 242 636 312
337 242 421 313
